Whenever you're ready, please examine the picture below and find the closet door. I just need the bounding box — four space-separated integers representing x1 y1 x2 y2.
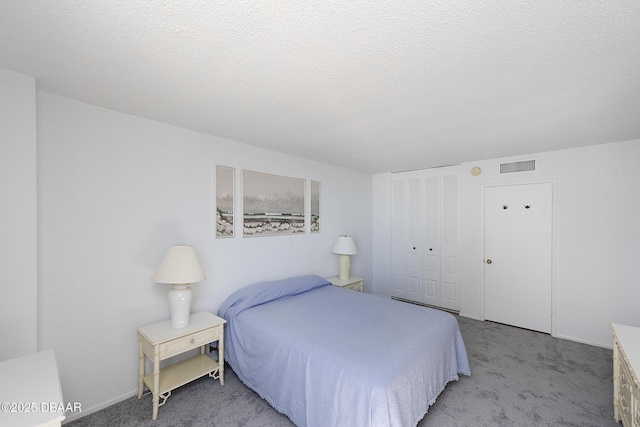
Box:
422 174 440 306
439 169 460 310
421 166 460 310
391 171 423 302
391 166 460 310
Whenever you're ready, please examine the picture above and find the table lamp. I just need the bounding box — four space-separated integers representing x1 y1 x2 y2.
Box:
151 244 206 329
332 235 357 280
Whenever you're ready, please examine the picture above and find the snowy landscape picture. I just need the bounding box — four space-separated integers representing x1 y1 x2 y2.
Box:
310 180 320 233
215 165 234 238
243 171 305 237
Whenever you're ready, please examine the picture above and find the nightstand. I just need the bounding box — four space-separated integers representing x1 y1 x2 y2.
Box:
137 311 226 420
327 276 363 292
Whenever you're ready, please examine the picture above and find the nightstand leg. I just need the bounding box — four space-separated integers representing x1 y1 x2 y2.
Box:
152 347 160 420
219 335 225 385
137 336 144 398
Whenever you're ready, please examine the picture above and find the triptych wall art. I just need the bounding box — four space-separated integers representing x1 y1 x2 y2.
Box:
215 166 321 238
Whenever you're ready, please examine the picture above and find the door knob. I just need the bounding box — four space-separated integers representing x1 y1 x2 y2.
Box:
486 259 493 264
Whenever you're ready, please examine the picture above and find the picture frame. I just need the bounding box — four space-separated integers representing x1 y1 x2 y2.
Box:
310 180 321 233
215 165 235 238
242 170 305 237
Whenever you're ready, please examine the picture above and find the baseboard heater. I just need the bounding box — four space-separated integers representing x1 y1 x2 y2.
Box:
391 297 460 315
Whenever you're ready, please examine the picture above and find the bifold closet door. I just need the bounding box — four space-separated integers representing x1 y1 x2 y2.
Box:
422 175 440 307
391 166 460 310
422 168 460 310
392 172 423 302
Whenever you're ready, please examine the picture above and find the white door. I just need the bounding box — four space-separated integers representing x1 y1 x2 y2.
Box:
439 172 460 310
392 173 423 301
422 174 440 306
422 167 460 310
392 167 460 308
484 183 553 333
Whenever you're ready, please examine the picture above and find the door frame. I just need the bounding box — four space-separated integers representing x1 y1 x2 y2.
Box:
480 179 558 336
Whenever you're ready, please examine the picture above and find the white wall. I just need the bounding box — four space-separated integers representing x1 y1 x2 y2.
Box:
0 69 37 361
36 91 372 419
372 173 392 296
373 139 640 348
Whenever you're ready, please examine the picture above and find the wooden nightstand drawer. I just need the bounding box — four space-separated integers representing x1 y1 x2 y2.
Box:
327 277 363 292
160 327 219 359
344 281 363 292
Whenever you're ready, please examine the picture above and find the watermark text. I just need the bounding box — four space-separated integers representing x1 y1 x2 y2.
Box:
1 401 81 413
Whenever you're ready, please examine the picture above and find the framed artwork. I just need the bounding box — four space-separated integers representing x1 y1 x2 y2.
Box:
310 180 321 233
243 171 305 237
215 165 235 238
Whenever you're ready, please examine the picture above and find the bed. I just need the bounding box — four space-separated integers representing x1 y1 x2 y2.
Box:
218 275 470 427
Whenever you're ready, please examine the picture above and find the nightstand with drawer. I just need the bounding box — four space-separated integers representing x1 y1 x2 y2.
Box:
327 276 363 292
137 311 226 420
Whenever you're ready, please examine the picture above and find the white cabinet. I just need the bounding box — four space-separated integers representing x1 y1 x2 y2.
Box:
0 350 66 427
612 323 640 427
392 165 460 310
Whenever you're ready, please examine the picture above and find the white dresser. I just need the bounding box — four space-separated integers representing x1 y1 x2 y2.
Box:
0 350 66 427
612 323 640 426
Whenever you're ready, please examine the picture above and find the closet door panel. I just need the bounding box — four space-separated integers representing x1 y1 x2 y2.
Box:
424 255 438 300
391 173 423 302
391 179 407 297
405 176 423 301
440 171 460 310
422 175 440 307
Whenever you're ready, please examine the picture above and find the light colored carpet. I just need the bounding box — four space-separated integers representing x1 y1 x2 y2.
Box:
422 316 616 426
68 315 616 426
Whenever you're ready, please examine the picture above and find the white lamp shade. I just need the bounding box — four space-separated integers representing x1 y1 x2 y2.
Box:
151 245 206 284
332 236 358 255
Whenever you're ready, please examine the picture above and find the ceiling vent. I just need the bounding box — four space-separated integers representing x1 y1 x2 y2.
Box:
500 160 535 174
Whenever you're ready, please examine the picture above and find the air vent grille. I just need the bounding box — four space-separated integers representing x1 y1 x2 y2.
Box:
500 160 535 174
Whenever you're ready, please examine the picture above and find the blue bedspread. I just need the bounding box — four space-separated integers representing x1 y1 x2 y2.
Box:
218 275 470 427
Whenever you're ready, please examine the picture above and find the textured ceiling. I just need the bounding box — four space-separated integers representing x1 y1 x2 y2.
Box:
1 1 639 173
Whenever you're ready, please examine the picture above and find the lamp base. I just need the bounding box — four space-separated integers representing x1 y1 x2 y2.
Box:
338 254 351 280
168 284 192 329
